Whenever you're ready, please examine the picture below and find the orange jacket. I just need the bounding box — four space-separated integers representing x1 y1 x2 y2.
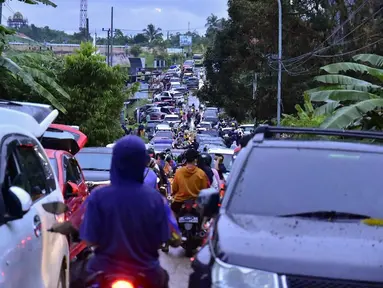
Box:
172 164 209 202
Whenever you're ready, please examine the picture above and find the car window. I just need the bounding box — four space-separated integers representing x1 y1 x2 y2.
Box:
228 147 383 217
16 146 50 201
2 153 23 217
34 144 56 191
76 152 112 171
63 156 82 184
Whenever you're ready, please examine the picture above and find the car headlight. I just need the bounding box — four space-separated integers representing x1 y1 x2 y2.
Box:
212 259 279 288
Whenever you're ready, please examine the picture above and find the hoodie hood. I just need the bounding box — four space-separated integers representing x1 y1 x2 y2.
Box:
110 135 147 185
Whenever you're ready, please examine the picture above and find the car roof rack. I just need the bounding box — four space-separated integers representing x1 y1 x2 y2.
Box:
253 125 383 142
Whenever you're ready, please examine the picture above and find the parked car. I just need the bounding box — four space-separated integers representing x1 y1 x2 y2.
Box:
42 124 89 260
190 126 383 287
0 100 69 287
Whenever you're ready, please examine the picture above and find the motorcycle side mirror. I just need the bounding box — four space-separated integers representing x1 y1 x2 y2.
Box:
42 201 69 215
197 188 220 218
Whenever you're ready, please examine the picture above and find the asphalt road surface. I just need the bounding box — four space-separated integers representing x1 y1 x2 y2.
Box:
160 247 193 288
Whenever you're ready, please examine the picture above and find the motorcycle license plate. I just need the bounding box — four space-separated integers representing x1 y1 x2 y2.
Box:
179 216 199 223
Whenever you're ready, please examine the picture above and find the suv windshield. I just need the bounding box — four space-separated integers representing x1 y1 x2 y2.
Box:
228 147 383 218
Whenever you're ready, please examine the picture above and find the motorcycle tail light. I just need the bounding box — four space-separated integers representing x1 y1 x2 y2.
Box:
111 280 134 288
184 202 193 211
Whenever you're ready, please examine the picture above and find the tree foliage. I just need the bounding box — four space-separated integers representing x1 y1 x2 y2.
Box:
55 42 134 146
308 53 383 129
199 0 383 122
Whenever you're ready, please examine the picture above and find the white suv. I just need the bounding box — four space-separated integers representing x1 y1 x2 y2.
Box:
0 101 69 288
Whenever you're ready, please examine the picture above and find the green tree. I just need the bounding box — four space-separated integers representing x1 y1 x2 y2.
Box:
308 54 383 129
199 0 382 122
129 45 142 57
143 24 163 43
56 42 133 146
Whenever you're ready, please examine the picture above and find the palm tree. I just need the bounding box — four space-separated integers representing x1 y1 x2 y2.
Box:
307 54 383 129
142 24 163 43
205 14 218 29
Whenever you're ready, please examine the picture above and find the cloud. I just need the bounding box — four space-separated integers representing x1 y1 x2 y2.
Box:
3 0 228 36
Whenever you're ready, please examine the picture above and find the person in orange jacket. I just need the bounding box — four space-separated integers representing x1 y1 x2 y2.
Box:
171 149 209 214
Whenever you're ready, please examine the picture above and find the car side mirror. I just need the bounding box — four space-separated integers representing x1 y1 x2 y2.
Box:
42 201 69 215
6 186 32 220
65 181 79 199
197 188 220 218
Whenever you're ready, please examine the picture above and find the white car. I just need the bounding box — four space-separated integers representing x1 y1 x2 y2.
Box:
163 114 180 126
239 124 254 135
170 82 181 90
197 121 212 132
0 101 69 288
155 124 172 132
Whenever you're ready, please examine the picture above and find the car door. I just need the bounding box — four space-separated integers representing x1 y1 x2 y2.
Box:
0 135 44 288
14 135 63 288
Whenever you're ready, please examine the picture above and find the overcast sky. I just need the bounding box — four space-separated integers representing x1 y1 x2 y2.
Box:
2 0 227 36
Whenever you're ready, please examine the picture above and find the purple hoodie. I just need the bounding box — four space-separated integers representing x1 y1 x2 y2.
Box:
80 135 170 284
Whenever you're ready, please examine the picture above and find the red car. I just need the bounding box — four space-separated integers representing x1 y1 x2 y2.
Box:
41 124 89 260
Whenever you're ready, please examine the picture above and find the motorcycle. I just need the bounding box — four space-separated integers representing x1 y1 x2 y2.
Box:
41 202 165 288
42 202 179 288
177 200 206 257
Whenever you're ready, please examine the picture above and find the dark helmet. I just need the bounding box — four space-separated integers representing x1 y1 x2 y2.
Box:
184 148 199 163
147 147 155 157
199 153 212 166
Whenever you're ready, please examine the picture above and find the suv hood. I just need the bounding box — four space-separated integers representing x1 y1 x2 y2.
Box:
41 124 87 155
215 214 383 282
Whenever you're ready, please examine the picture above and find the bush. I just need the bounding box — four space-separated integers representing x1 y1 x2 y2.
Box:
56 42 131 146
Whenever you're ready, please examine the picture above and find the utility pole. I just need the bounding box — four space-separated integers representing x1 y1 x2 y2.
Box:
0 3 2 25
102 28 111 65
276 0 283 126
86 18 89 41
187 21 191 58
110 6 114 66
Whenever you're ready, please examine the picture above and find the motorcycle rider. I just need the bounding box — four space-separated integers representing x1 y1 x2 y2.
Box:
171 149 209 214
197 153 219 189
80 135 172 288
144 153 159 189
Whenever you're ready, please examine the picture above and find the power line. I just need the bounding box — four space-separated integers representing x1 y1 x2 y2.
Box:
269 3 383 69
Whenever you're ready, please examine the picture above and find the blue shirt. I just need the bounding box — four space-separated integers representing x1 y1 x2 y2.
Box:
80 136 170 280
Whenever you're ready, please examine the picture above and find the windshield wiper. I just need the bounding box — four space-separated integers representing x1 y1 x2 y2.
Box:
280 211 371 220
82 168 109 171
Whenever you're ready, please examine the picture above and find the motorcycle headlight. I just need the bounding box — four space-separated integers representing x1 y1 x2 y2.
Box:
212 259 279 288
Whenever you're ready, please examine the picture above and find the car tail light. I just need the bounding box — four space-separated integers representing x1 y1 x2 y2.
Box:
111 280 134 288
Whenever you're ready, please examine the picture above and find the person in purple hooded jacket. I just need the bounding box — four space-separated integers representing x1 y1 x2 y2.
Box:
80 135 174 287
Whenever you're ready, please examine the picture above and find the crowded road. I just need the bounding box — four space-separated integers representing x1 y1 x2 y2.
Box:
158 93 200 287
